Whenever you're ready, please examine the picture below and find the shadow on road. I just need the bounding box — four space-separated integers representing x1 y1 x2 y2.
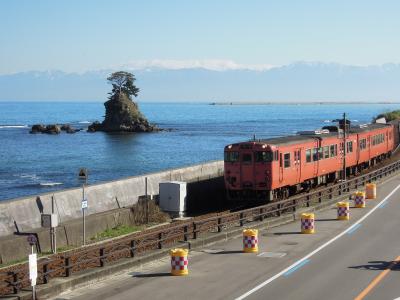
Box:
349 261 400 271
209 250 243 255
315 218 338 222
131 272 171 278
274 232 300 235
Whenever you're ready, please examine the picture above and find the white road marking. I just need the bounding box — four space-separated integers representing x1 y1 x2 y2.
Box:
235 183 400 300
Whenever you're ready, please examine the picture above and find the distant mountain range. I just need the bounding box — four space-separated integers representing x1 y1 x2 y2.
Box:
1 62 400 102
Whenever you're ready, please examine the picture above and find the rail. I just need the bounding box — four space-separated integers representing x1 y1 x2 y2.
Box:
1 159 400 296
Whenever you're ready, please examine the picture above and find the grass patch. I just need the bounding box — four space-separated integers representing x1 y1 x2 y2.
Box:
0 245 77 269
90 224 142 241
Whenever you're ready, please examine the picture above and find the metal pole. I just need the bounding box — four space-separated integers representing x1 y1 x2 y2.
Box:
82 183 86 246
52 196 57 253
343 112 347 181
145 177 148 224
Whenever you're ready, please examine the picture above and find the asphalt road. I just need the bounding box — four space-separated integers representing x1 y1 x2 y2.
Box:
54 175 400 300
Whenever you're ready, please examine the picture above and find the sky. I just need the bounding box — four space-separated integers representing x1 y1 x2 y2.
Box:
1 0 400 74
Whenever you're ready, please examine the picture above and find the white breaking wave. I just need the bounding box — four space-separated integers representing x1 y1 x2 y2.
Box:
323 120 331 123
40 182 63 187
78 121 91 124
0 125 28 129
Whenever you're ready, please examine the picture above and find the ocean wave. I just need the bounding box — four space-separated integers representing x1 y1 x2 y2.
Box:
78 121 91 124
0 125 28 129
323 120 331 123
40 182 63 187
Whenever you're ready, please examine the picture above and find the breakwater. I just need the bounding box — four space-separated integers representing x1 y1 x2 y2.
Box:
0 160 223 238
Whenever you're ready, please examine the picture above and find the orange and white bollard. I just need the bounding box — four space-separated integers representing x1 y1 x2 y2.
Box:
243 229 258 253
354 191 366 208
337 202 350 220
366 183 377 199
170 248 189 276
301 213 315 234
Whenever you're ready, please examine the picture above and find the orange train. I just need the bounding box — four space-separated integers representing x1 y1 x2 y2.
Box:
224 120 395 201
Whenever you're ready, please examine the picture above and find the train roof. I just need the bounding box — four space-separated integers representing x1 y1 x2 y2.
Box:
250 123 391 146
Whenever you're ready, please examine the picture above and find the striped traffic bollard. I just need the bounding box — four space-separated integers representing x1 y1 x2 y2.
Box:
170 248 189 276
337 201 350 220
243 229 258 253
301 213 315 234
354 191 366 208
366 183 377 199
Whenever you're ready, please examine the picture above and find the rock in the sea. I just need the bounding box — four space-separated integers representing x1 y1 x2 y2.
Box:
30 124 61 134
44 125 61 134
30 124 46 134
60 124 80 133
88 93 160 133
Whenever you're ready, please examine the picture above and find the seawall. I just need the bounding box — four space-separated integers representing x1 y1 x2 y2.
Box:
0 160 224 238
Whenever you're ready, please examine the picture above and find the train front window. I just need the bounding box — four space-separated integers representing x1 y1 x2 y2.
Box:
242 153 252 163
255 151 273 162
224 151 239 162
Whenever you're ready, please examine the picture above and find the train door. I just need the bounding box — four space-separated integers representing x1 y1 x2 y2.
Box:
240 151 255 188
313 140 319 177
294 148 301 183
279 153 283 183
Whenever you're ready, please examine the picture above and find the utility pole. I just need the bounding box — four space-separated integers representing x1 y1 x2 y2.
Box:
342 112 347 181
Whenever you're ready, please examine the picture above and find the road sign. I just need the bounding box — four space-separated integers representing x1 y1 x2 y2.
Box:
81 199 88 209
27 235 37 246
29 253 37 286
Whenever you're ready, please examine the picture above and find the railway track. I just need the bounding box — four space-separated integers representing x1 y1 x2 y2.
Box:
1 155 400 297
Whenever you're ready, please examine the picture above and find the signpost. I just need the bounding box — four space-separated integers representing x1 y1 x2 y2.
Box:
27 235 37 300
79 168 88 246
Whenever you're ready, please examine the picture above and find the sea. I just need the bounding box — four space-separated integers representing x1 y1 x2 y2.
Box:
1 102 399 201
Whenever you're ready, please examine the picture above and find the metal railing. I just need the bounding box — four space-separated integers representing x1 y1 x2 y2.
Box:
1 159 400 296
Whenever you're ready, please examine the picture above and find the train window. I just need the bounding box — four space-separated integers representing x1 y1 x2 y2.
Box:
284 153 290 168
323 146 329 159
359 139 366 150
346 141 353 153
255 151 273 162
306 149 312 163
318 147 323 160
274 150 279 161
312 148 318 161
224 151 239 162
330 145 335 157
242 153 252 164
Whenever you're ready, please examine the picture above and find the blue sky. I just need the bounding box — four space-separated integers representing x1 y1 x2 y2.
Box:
1 0 400 74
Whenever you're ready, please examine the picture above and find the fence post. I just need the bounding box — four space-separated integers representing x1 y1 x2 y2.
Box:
306 195 310 207
259 208 264 221
184 225 189 241
43 263 49 284
193 223 197 239
65 257 71 277
11 272 18 294
100 248 106 267
158 233 163 249
239 212 244 227
318 192 322 203
277 203 281 217
292 199 296 212
217 218 222 233
338 184 342 195
130 240 135 257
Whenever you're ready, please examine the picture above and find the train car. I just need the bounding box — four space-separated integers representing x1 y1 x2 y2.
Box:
224 121 394 201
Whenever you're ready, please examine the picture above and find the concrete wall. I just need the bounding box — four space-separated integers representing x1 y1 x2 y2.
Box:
0 161 224 238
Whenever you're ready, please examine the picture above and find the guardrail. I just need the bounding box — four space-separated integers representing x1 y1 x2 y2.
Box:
1 159 400 296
